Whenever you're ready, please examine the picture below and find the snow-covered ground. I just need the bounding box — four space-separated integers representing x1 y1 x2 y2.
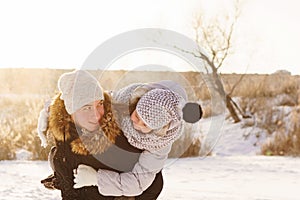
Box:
161 156 300 200
198 115 266 157
1 116 299 200
1 156 300 200
0 160 60 200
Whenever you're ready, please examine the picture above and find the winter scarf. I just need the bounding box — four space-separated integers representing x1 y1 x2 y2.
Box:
121 116 183 150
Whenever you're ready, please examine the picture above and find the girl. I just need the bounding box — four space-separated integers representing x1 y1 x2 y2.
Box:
73 81 202 197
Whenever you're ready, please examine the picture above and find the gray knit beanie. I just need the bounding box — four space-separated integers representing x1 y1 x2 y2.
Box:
136 88 184 130
147 80 202 124
58 70 104 114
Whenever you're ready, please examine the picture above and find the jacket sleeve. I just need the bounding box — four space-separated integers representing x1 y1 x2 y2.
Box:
96 144 172 196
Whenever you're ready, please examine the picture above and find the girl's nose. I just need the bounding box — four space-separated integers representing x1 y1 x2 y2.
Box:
95 108 102 121
90 106 102 122
131 113 138 123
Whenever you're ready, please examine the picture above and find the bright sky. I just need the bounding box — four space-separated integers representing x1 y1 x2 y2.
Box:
0 0 299 75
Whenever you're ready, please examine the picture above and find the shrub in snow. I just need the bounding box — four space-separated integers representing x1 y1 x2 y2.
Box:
261 106 300 156
169 123 202 158
0 140 16 160
0 95 50 161
274 94 297 107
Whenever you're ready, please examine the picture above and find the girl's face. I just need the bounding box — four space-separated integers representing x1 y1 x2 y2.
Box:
71 100 104 132
130 110 152 134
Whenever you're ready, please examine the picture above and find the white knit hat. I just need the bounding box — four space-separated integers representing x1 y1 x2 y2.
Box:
58 70 104 114
136 88 184 130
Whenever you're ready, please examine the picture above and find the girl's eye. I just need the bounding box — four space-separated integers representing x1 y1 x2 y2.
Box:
83 106 92 111
135 112 140 120
135 112 147 127
95 100 104 108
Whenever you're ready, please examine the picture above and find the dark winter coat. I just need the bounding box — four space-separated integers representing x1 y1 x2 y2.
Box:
45 93 163 200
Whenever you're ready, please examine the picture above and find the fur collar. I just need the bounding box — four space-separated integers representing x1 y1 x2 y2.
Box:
48 93 121 155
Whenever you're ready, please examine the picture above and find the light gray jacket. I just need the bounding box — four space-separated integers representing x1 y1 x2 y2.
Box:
96 144 171 196
95 82 185 196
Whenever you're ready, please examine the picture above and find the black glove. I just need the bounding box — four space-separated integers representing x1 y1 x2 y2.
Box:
41 173 60 190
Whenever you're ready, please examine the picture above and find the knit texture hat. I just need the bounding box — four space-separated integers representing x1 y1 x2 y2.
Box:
146 81 202 123
58 70 104 114
136 88 184 130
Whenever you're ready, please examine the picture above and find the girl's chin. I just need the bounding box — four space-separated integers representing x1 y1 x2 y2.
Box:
87 126 99 132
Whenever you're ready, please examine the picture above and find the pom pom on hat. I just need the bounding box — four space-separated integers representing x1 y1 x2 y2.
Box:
182 102 203 123
58 70 104 114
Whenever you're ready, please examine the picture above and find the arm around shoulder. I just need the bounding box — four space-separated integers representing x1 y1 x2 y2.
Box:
96 144 172 196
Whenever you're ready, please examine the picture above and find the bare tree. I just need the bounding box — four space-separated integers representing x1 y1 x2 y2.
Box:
177 0 249 122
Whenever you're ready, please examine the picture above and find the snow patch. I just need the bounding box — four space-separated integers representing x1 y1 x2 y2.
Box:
15 149 32 160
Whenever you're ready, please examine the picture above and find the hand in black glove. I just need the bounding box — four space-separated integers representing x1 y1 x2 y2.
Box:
41 173 60 190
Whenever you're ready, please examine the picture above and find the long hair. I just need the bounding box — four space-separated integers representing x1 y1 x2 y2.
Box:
99 92 122 142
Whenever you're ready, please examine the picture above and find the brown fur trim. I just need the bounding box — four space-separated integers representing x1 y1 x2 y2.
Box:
77 128 113 155
48 93 72 141
71 138 89 155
